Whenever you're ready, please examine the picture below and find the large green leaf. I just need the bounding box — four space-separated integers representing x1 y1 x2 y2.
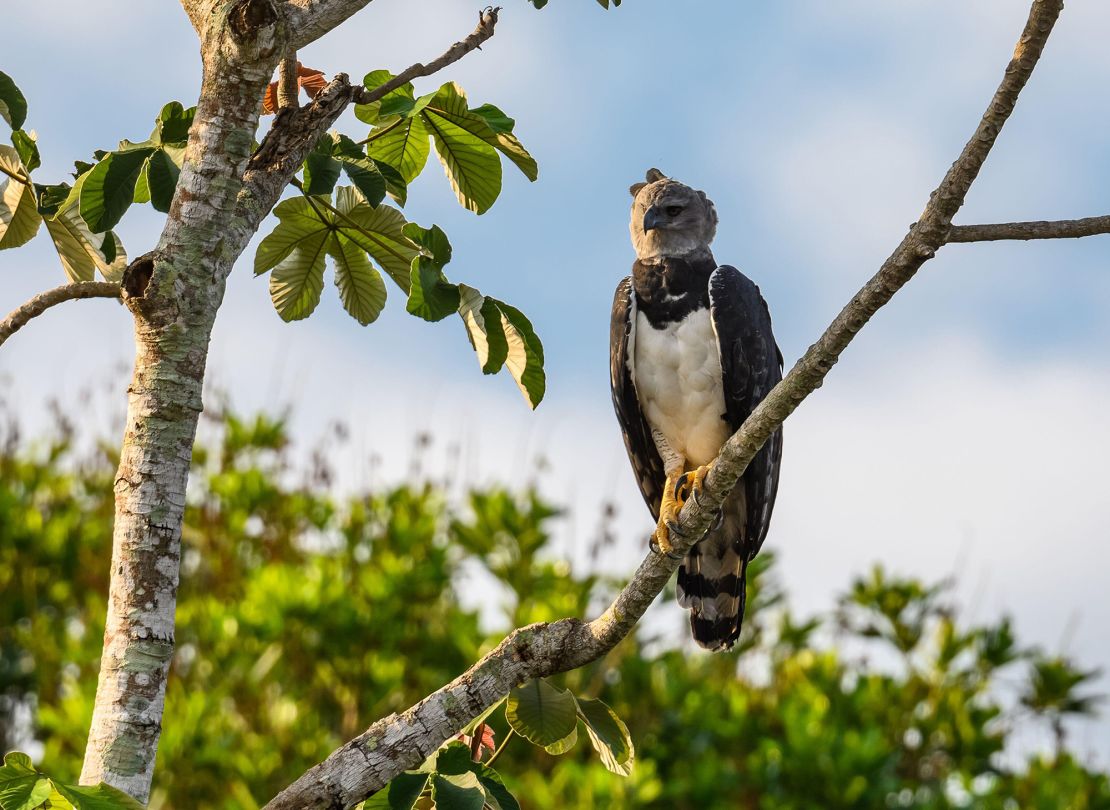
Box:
365 115 430 185
0 72 27 130
44 201 127 282
330 232 386 325
429 773 485 810
355 70 415 126
269 228 331 321
576 697 634 776
423 104 501 215
544 724 579 755
79 147 152 232
505 679 578 746
425 84 537 183
334 189 419 290
254 196 333 275
360 772 428 810
303 151 342 196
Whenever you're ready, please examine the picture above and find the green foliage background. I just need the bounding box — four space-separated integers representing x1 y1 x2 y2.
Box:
1 409 1107 809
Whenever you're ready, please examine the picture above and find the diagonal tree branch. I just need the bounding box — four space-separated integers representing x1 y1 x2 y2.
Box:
0 282 120 349
947 215 1110 243
263 1 1065 808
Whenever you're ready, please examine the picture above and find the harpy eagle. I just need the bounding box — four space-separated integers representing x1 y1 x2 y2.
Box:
609 168 783 651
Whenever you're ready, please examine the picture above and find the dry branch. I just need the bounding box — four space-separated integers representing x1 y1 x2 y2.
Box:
0 282 120 349
263 1 1065 808
948 215 1110 243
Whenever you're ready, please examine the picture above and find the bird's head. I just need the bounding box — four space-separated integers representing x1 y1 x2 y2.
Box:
628 168 718 261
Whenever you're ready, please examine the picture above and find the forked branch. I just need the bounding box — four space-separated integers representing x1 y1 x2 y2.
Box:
263 1 1066 808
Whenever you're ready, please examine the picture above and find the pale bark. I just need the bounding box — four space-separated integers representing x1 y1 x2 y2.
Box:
0 282 119 349
79 3 283 800
263 2 1066 807
948 215 1110 242
76 4 503 802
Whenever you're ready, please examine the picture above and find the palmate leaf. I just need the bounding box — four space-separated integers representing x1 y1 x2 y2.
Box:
425 84 537 183
0 752 48 810
257 188 407 323
402 222 459 321
422 106 501 215
505 679 578 746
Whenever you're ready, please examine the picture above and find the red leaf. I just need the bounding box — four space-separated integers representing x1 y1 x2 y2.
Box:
297 64 328 98
262 82 279 115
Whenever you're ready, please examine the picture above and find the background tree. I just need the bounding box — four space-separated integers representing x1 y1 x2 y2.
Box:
2 0 1110 806
1 406 1107 809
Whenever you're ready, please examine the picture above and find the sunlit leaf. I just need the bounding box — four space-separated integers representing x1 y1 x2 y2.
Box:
544 724 579 755
44 201 128 282
51 780 145 809
154 101 195 145
576 697 634 776
0 751 48 810
334 188 418 290
331 231 386 325
11 130 39 173
269 228 331 321
430 773 485 810
423 101 501 214
365 115 430 185
505 679 578 746
0 153 42 250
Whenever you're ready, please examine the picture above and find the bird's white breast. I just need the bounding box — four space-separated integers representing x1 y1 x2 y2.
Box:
633 308 730 469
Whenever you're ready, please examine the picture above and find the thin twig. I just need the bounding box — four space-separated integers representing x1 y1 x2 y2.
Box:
261 3 1066 808
0 281 121 349
0 162 30 185
350 7 501 107
947 215 1110 243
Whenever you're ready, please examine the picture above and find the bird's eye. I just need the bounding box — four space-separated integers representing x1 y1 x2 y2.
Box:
665 206 683 217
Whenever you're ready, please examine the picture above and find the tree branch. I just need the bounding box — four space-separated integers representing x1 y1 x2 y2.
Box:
277 49 300 110
284 0 375 51
263 1 1064 808
947 215 1110 243
0 282 120 349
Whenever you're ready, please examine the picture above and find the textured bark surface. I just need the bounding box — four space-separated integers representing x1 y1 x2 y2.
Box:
948 215 1110 242
74 3 500 802
79 2 283 800
263 2 1065 807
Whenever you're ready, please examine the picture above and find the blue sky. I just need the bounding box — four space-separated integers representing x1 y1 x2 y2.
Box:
4 0 1110 760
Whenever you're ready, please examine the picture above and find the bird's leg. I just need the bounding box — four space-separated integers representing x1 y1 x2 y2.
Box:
675 464 713 511
650 468 689 558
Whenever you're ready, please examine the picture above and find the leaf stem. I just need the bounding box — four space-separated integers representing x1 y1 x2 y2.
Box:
485 728 515 767
356 117 403 147
0 161 30 186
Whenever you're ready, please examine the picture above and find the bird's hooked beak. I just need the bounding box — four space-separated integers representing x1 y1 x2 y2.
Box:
642 206 662 233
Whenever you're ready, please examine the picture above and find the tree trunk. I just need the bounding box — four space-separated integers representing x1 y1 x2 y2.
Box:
79 5 281 799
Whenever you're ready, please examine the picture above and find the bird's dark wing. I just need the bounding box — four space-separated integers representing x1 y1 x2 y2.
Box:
709 265 783 557
610 276 666 521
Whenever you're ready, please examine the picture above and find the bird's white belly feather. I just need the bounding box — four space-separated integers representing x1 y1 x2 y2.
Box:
633 309 730 469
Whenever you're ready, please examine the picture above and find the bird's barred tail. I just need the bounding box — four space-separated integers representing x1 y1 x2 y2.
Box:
676 528 749 651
